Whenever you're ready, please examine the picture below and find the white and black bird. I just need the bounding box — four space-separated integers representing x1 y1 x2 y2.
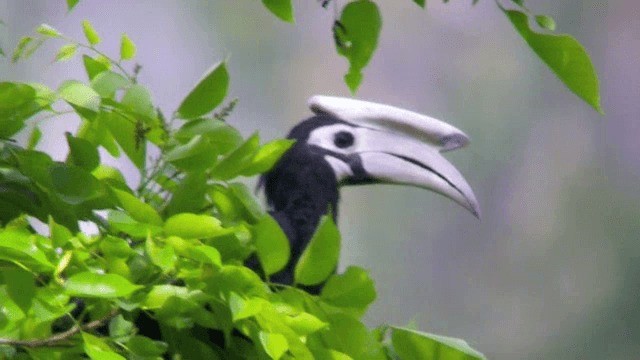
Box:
259 95 479 288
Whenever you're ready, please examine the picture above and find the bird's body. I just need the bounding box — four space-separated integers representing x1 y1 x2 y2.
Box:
257 96 480 289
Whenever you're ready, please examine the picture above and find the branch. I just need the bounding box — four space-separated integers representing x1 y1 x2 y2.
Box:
0 308 118 348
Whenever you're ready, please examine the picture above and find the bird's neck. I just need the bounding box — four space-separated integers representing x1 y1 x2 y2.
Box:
263 144 340 253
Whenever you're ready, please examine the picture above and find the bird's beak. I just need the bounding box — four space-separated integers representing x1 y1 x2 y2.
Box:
353 128 480 218
309 95 480 218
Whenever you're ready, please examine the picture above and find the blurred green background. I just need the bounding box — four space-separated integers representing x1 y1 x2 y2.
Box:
1 1 638 358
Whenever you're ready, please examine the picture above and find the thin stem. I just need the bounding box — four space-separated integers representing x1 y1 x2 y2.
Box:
0 308 119 348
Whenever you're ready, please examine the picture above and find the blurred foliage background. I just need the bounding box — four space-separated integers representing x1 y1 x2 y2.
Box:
1 0 637 358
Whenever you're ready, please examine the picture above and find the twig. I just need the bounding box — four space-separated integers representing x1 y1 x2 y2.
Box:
0 308 118 348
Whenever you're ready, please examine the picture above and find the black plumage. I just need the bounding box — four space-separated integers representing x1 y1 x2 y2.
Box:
260 115 345 288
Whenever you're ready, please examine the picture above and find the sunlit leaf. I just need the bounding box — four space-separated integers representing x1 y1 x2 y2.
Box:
90 71 128 98
120 33 136 61
240 139 295 176
211 133 260 180
0 229 55 271
66 0 80 11
121 84 155 119
58 80 101 113
500 7 602 113
83 55 110 80
145 236 177 273
36 24 61 38
535 14 556 31
284 312 327 336
143 284 190 309
391 326 486 360
112 188 162 225
259 331 289 360
82 20 101 45
66 272 142 298
174 118 243 154
229 292 266 321
176 62 229 119
164 135 218 172
82 332 127 360
254 214 290 276
262 0 295 23
55 43 77 62
294 216 340 285
164 213 226 239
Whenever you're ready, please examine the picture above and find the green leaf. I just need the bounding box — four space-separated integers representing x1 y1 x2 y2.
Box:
82 332 127 360
99 235 134 258
500 8 602 113
36 24 61 38
510 0 525 6
413 0 426 8
66 132 100 171
90 71 129 98
121 84 155 119
66 272 142 298
83 55 110 80
0 229 55 271
320 266 376 313
164 171 207 216
11 36 44 63
112 188 163 225
535 14 556 31
254 214 290 276
259 331 289 360
164 213 226 239
82 20 101 45
0 82 36 111
229 292 266 321
58 80 101 113
142 284 190 309
186 245 222 267
337 0 381 93
211 133 260 180
66 0 80 11
145 236 177 273
50 164 105 204
164 135 218 172
284 312 327 336
126 336 168 357
294 216 341 286
174 118 243 154
320 313 384 359
55 43 78 62
27 126 42 150
102 112 146 169
262 0 295 23
107 210 162 238
176 62 229 119
119 34 136 61
391 327 486 360
229 182 264 221
2 268 36 313
240 139 295 176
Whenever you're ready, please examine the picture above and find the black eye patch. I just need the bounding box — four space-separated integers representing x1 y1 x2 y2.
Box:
333 131 354 148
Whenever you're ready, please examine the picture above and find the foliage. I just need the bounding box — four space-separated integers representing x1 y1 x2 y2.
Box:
259 0 602 113
0 17 486 360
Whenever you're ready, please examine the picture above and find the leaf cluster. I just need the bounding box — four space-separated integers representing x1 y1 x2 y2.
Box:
260 0 602 113
0 21 485 359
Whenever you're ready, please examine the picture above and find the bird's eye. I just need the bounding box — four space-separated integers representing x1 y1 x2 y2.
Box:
333 131 354 148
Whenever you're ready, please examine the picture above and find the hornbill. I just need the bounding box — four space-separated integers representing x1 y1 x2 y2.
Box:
259 95 479 288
